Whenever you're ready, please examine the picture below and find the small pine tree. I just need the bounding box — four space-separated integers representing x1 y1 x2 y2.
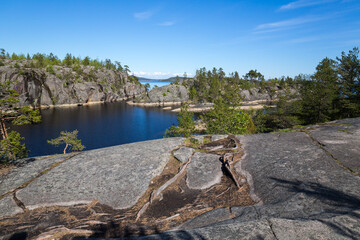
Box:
48 130 85 154
0 131 28 163
165 103 195 137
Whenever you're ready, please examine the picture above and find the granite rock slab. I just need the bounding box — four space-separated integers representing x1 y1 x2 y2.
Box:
190 135 204 144
269 212 360 240
17 138 184 210
0 154 71 196
309 123 360 173
173 147 194 163
235 132 360 206
0 195 23 219
177 208 232 230
186 152 223 189
130 219 275 240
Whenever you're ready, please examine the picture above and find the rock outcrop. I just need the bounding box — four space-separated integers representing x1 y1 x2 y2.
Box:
133 84 189 105
0 118 359 239
0 60 145 107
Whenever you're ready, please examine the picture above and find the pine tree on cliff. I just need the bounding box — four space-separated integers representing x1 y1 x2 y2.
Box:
0 81 41 162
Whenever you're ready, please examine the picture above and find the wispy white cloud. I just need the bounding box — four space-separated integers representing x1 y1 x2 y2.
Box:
172 73 193 77
279 0 337 10
158 21 175 26
134 71 169 76
134 10 154 20
255 16 325 33
134 71 192 78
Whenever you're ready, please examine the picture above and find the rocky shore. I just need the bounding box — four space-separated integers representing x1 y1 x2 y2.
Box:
0 60 145 108
0 117 359 239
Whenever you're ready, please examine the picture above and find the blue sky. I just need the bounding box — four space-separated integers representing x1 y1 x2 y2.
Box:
0 0 359 79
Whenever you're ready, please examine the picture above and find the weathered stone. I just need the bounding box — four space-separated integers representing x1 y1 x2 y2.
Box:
173 147 194 163
235 132 360 206
270 212 360 239
0 195 23 219
211 135 228 142
147 84 189 103
186 152 222 189
0 63 145 107
178 208 232 230
190 135 204 144
0 155 70 196
17 138 184 210
309 123 360 173
133 219 275 240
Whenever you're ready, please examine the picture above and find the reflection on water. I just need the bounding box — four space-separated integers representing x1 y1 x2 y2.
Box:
10 101 178 157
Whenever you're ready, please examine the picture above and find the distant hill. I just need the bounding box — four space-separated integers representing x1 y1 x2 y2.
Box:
137 76 186 82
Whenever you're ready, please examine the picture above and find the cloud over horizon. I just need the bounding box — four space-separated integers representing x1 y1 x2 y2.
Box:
279 0 337 10
134 10 154 20
255 16 325 32
134 71 193 78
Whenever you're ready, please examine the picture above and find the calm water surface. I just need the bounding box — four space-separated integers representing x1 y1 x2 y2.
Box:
11 101 178 157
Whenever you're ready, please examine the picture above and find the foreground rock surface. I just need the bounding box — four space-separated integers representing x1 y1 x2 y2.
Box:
17 138 184 210
0 118 359 239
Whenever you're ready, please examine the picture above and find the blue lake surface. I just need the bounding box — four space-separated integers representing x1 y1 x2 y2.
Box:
11 101 178 157
139 80 171 89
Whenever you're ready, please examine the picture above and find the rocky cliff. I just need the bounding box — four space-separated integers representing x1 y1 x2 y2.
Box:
0 59 145 108
134 84 189 104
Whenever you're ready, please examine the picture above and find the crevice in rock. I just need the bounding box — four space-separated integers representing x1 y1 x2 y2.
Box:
5 153 81 207
152 152 194 202
303 130 358 176
136 151 195 221
266 219 279 240
13 192 27 212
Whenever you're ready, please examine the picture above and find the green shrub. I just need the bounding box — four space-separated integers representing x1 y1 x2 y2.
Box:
46 65 56 74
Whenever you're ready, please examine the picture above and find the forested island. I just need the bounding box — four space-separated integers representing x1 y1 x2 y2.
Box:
136 47 360 137
1 47 360 162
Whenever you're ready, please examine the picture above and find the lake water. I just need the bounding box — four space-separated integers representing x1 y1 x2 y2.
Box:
139 80 171 89
10 101 178 157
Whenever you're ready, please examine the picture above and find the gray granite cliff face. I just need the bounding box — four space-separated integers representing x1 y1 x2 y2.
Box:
0 60 145 107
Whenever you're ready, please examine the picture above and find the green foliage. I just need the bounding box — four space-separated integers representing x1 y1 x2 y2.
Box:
47 130 85 154
11 107 41 125
300 58 338 124
165 103 195 137
335 47 360 118
163 92 167 96
0 60 4 66
46 65 56 74
253 90 301 132
203 98 255 134
0 131 28 163
189 86 197 100
0 83 41 162
202 82 255 134
244 69 264 81
144 83 150 92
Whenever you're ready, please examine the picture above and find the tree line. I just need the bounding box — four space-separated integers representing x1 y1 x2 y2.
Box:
254 47 360 132
0 48 130 72
168 47 360 136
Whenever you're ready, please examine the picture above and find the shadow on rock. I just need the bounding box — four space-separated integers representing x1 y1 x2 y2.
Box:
270 177 360 239
270 177 360 211
8 232 27 240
